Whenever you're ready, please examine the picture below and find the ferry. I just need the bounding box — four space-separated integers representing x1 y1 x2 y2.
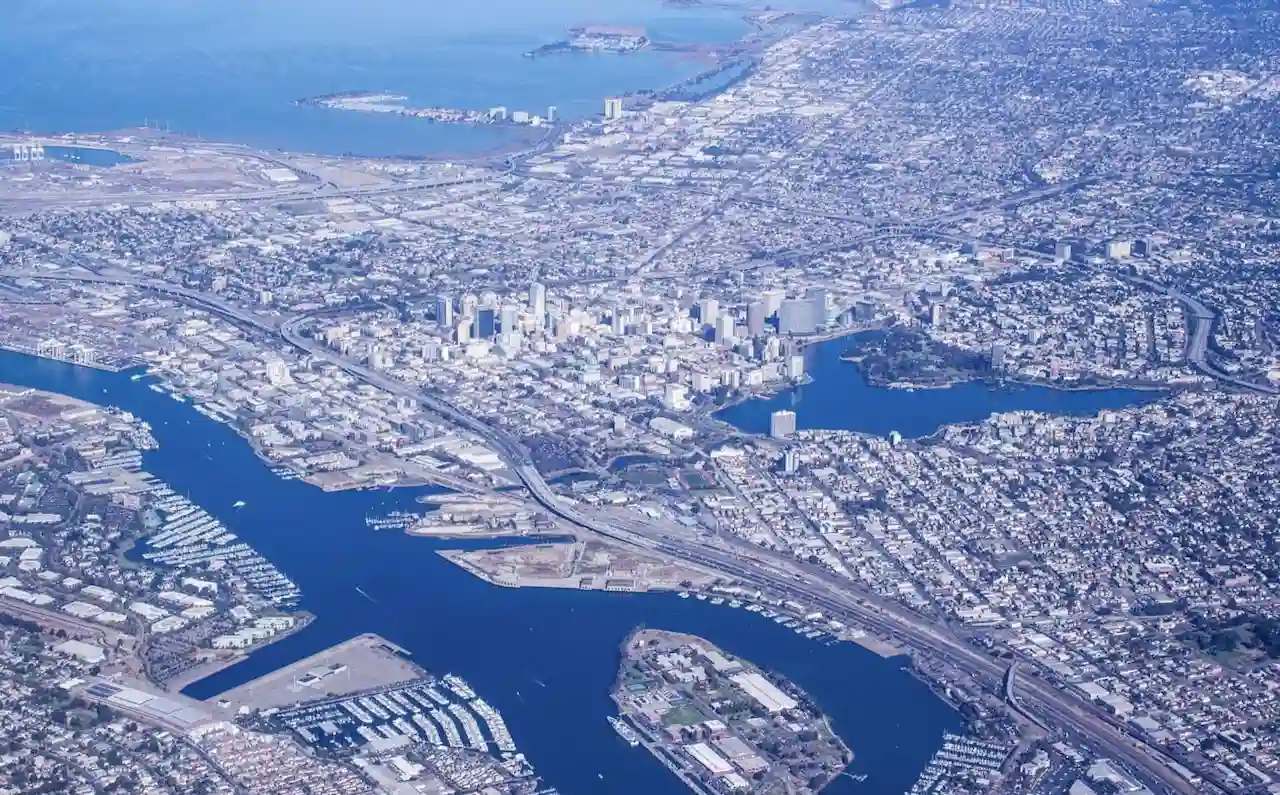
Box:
608 716 640 747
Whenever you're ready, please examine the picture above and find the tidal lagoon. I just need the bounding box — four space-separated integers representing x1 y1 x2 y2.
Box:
717 336 1167 438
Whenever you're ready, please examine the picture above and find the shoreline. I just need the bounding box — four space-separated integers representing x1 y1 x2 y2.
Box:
0 341 136 373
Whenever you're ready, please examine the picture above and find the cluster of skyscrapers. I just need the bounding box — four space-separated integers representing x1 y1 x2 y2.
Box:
427 282 832 350
432 283 547 346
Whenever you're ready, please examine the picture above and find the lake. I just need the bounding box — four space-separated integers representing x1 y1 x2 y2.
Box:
716 336 1167 438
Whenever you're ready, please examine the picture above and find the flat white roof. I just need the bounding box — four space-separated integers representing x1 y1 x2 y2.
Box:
685 742 734 775
731 672 797 713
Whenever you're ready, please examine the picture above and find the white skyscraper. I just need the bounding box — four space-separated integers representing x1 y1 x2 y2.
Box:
786 354 805 380
770 410 797 439
760 289 786 318
604 97 624 120
529 282 546 327
714 312 735 345
698 298 720 328
500 305 520 334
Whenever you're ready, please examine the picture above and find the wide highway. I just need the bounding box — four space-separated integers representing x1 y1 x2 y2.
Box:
2 269 1208 794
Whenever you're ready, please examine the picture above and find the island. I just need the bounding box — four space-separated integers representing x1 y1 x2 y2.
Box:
840 327 994 389
611 629 852 794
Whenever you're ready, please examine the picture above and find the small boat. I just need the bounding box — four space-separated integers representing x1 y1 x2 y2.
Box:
232 500 246 508
130 374 144 381
356 586 376 603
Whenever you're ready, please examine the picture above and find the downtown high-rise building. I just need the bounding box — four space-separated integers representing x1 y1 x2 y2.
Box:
434 294 453 327
529 282 546 327
770 410 797 439
746 301 767 336
697 297 720 327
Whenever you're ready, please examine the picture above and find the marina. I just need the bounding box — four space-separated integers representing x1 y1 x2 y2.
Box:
143 487 301 607
905 733 1013 794
238 634 543 793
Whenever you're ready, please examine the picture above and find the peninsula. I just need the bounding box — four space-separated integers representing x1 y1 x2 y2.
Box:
525 25 651 58
611 629 851 794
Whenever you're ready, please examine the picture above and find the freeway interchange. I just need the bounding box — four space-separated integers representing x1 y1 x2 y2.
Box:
0 269 1216 794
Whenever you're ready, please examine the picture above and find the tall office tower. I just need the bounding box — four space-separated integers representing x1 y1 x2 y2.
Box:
777 298 815 334
500 305 519 334
1054 241 1073 262
612 304 628 336
461 293 479 319
783 449 798 474
434 294 453 327
546 106 558 123
770 409 797 439
786 354 805 380
806 287 829 328
529 282 546 326
989 343 1006 372
746 301 766 336
604 97 624 120
454 319 471 344
480 290 499 308
761 288 786 318
930 302 948 329
473 307 497 340
714 313 736 345
697 297 719 327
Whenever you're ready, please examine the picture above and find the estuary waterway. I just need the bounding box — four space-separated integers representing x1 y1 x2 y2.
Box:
716 336 1167 438
0 0 851 158
0 347 963 794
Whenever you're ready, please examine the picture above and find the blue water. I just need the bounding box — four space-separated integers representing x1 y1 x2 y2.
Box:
0 349 962 795
42 146 135 166
0 0 760 156
717 336 1167 438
